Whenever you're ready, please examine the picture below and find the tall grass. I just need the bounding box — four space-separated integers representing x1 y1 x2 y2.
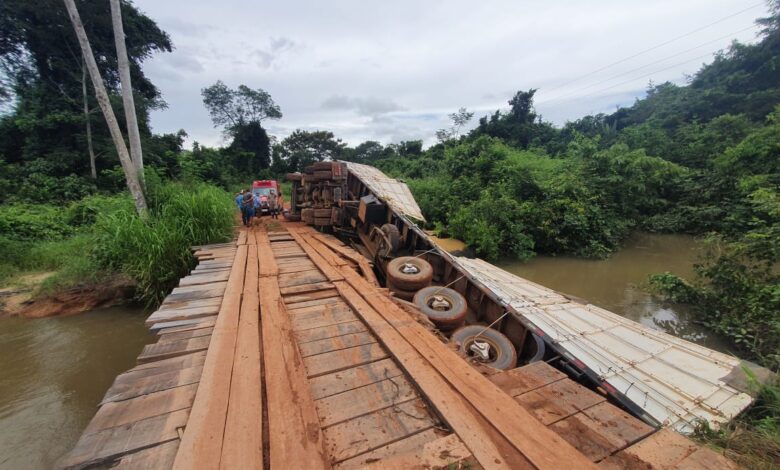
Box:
93 182 234 305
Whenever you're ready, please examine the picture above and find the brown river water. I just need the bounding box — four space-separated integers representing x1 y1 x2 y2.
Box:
0 233 734 469
0 307 151 470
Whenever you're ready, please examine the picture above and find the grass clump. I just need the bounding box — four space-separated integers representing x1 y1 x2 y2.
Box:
92 182 234 305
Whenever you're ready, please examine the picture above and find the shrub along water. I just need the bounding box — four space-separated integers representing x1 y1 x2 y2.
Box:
92 182 234 305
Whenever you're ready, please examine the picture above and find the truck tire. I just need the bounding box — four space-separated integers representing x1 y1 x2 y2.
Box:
313 208 332 218
386 257 432 290
381 224 400 254
387 280 418 301
450 325 517 370
413 286 467 329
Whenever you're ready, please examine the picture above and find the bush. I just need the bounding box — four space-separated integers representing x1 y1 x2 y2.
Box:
0 204 72 241
93 182 234 304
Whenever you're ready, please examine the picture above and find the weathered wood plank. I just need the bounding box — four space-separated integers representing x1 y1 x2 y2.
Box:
361 433 474 469
146 306 219 327
308 358 403 400
86 383 198 435
59 409 189 469
514 379 605 426
279 281 334 296
284 289 339 305
221 242 263 470
333 428 445 469
321 399 436 463
294 320 368 345
257 228 329 469
110 440 179 469
278 269 328 288
152 317 217 334
286 296 344 311
137 335 211 364
489 361 567 397
303 342 388 378
101 365 203 404
315 376 417 427
179 270 230 286
157 326 213 344
173 243 248 469
298 331 377 358
291 307 360 333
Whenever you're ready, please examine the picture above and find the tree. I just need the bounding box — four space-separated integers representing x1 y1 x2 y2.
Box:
273 130 345 172
436 107 474 143
63 0 146 214
110 0 144 181
201 81 282 133
228 121 271 173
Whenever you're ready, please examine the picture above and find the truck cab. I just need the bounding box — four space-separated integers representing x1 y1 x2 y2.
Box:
251 180 282 214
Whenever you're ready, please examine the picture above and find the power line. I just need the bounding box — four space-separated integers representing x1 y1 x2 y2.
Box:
543 2 764 95
538 50 717 107
539 24 758 104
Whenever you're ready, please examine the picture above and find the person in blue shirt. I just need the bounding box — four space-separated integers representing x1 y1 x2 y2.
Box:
235 190 244 210
241 189 254 226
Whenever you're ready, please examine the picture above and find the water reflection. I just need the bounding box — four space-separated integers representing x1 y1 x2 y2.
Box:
0 307 151 470
496 233 734 354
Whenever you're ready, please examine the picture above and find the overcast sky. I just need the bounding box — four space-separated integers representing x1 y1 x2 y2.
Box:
134 0 768 149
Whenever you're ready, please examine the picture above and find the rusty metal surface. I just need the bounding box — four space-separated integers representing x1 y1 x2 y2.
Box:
452 255 754 434
343 161 425 221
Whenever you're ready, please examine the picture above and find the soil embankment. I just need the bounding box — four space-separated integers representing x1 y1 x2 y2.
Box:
0 275 135 318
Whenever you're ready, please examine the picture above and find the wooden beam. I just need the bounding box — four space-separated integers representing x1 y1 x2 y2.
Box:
172 243 248 470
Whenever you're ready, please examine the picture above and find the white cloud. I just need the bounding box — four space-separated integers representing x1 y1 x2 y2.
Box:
135 0 767 149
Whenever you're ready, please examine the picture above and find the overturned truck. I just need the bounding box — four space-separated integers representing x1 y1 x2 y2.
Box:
287 160 756 433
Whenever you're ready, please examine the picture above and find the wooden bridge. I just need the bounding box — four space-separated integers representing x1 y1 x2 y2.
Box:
59 220 739 469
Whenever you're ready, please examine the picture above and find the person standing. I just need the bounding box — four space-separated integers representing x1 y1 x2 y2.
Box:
241 189 254 226
269 189 279 219
235 189 244 210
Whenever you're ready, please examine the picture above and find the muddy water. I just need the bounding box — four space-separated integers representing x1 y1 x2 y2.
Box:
0 307 151 470
496 233 733 353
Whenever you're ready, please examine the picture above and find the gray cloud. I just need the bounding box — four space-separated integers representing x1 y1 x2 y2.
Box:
136 0 766 148
321 95 405 116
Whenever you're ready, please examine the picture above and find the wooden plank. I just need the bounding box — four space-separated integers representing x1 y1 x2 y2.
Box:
146 306 218 327
152 317 217 334
157 326 213 343
256 229 329 469
361 433 474 469
286 296 344 311
131 350 207 372
179 270 231 286
160 296 222 310
278 270 328 288
291 307 360 333
110 441 179 469
173 243 248 469
86 383 198 435
279 263 320 274
284 289 339 305
333 428 446 469
280 281 334 296
237 230 247 245
294 227 594 470
172 281 227 295
308 358 403 400
138 335 211 364
298 331 377 358
550 412 627 462
101 365 203 404
321 399 436 463
221 243 263 469
581 402 655 447
59 409 189 469
287 230 344 282
514 379 605 425
315 376 418 427
303 343 388 378
489 361 567 397
295 320 369 344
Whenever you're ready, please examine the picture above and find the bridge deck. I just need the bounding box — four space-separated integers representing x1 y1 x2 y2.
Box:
59 221 738 469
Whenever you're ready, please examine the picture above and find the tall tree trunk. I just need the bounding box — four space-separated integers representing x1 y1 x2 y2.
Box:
82 59 97 180
63 0 147 215
109 0 144 185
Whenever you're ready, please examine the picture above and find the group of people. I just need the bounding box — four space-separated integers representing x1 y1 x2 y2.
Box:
235 188 280 227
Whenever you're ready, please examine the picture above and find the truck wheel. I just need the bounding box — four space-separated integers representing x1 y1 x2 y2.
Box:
413 286 467 329
387 280 418 301
386 257 432 290
450 325 517 370
381 224 400 254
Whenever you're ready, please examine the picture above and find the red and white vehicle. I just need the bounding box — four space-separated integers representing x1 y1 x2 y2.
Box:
251 180 282 214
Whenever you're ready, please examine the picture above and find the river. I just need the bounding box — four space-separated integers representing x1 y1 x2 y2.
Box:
0 307 150 470
495 232 733 353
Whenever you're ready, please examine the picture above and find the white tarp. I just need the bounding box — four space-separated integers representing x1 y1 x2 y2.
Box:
343 161 425 221
453 255 754 433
